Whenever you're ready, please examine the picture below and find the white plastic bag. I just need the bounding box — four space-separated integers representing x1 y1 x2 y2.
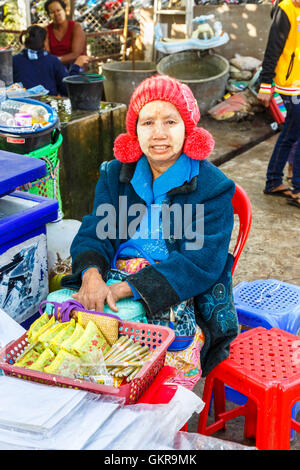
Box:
86 385 204 450
230 54 262 72
0 307 25 348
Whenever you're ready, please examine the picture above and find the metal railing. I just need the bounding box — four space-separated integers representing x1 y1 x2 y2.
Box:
0 28 135 67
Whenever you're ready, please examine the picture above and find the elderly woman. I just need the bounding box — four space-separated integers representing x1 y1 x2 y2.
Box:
57 75 238 387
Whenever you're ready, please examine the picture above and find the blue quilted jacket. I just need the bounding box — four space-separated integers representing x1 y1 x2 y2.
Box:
62 158 238 375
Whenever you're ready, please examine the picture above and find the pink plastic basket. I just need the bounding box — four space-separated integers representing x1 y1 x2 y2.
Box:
0 320 175 404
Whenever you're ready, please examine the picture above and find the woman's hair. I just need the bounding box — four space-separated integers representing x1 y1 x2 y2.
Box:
44 0 67 15
19 25 47 50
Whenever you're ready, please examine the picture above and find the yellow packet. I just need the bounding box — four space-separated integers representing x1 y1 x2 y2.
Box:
44 350 82 378
14 347 40 368
29 315 55 344
34 342 46 355
61 323 85 353
77 312 106 340
28 347 55 371
72 320 111 358
38 321 67 345
27 313 52 342
49 319 76 354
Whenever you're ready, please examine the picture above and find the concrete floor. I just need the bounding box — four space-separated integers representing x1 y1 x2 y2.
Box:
186 113 300 450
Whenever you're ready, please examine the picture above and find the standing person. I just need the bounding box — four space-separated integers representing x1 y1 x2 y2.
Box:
44 0 86 69
13 25 89 96
257 0 300 208
46 75 239 388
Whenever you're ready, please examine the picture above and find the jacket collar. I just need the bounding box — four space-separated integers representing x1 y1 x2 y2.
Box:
119 161 197 195
23 48 48 60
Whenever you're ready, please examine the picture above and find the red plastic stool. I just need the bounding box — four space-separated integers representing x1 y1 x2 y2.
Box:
197 327 300 450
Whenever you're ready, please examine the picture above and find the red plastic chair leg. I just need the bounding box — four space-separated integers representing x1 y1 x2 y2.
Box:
276 395 295 450
213 378 226 424
244 399 257 439
255 394 280 450
198 375 227 435
197 375 215 434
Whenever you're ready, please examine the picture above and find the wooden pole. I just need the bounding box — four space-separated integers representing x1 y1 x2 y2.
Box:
130 32 136 71
122 0 130 61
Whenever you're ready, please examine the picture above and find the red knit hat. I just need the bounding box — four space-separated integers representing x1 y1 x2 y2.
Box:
113 75 215 163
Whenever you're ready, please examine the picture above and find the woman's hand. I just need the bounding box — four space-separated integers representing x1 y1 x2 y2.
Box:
74 54 90 68
257 91 272 107
108 281 133 305
72 268 118 313
72 269 133 313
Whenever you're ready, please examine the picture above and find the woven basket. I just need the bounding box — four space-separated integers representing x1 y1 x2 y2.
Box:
20 156 62 211
19 134 63 213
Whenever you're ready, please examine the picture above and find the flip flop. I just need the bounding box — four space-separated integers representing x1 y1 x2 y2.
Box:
287 196 300 209
263 188 293 198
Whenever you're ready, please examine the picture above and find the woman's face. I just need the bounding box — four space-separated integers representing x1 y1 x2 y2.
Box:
48 1 66 24
137 100 185 175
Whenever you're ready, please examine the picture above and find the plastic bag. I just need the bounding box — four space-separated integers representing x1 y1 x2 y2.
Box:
28 347 55 371
208 92 251 121
45 342 109 380
60 322 85 353
19 104 49 124
14 345 40 368
172 431 256 450
86 384 204 450
0 383 122 449
0 307 25 348
27 312 53 343
49 319 75 354
71 320 111 359
0 375 87 436
230 54 262 72
229 65 253 81
44 349 83 377
38 321 67 346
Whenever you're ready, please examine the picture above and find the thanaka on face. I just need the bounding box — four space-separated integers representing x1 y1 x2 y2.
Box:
136 100 185 179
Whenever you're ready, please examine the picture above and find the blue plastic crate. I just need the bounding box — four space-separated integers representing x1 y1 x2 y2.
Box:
0 190 58 323
0 149 46 198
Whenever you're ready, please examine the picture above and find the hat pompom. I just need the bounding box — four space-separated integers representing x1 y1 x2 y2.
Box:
113 133 142 163
183 127 215 160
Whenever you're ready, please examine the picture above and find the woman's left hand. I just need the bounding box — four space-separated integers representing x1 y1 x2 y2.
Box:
108 281 133 306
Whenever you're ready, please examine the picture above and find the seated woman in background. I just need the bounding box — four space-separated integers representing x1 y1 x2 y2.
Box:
13 25 89 96
44 0 86 69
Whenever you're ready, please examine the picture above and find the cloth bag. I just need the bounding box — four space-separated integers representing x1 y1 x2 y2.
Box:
39 299 120 346
111 242 197 352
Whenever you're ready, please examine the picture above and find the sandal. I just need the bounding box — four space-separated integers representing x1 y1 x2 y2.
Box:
263 187 293 199
287 195 300 209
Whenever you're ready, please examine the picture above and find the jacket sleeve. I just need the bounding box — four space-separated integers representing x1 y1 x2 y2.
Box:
259 6 291 91
61 161 118 289
126 177 235 319
54 58 80 96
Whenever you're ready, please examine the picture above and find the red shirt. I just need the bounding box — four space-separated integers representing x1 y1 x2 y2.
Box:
47 20 76 57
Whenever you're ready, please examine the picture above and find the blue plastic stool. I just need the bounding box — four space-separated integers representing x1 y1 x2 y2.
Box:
234 279 300 334
221 279 300 440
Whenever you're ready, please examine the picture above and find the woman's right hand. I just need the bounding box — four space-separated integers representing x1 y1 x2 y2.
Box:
72 268 118 313
257 91 272 107
74 55 90 68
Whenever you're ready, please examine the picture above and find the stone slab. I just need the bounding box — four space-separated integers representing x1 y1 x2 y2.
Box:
201 111 276 166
